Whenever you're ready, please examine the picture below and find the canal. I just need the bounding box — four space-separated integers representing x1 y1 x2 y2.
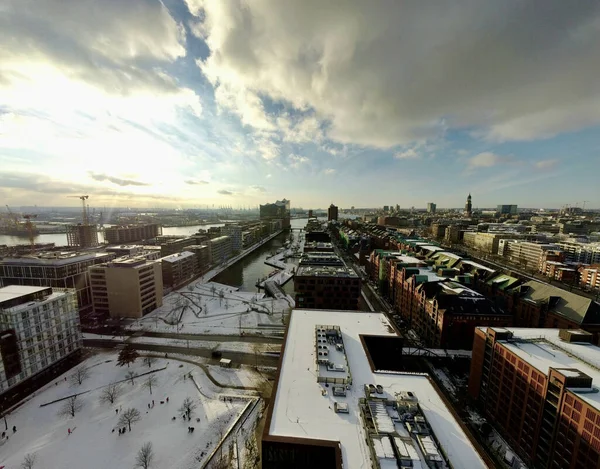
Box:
212 218 308 295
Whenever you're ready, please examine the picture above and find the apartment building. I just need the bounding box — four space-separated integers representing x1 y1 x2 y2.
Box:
557 241 600 265
469 327 600 469
104 223 161 244
105 245 161 261
463 232 515 254
580 266 600 291
89 257 163 319
160 251 197 289
502 240 563 271
207 236 232 264
155 236 196 257
0 286 81 395
221 224 243 252
0 251 115 324
187 245 210 273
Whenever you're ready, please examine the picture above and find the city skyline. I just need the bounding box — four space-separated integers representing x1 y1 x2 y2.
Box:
1 1 600 209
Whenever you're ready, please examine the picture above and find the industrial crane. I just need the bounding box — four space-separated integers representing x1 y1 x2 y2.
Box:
67 195 90 225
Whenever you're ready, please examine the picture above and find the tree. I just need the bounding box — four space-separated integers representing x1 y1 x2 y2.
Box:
100 382 122 405
70 366 90 386
143 356 155 368
59 396 83 418
126 370 136 385
135 442 154 469
143 375 158 395
178 397 198 419
117 345 139 368
22 453 36 469
118 408 141 432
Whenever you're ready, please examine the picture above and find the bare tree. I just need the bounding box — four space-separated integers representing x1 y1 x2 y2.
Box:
126 370 136 385
58 396 83 418
135 442 154 469
100 382 122 405
143 375 158 395
69 366 90 386
143 356 155 368
21 453 36 469
118 408 141 432
178 397 198 419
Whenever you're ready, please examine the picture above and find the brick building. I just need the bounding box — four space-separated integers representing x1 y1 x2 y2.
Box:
104 223 161 244
469 327 600 469
294 256 361 310
580 266 600 291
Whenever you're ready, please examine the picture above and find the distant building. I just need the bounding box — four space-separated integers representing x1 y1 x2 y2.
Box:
427 202 436 213
0 286 82 395
104 223 162 244
383 205 390 212
430 222 447 238
263 309 488 469
444 225 462 244
105 245 161 261
469 327 600 469
155 236 196 257
222 224 243 252
207 236 232 265
0 251 115 324
327 204 338 221
187 245 210 274
496 204 518 215
502 240 563 271
579 266 600 291
260 199 290 229
160 251 197 289
463 232 514 254
559 222 588 236
308 209 313 218
465 193 472 217
557 241 600 264
89 257 163 319
66 224 99 249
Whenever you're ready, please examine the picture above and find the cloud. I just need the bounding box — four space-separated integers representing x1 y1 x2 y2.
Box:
217 189 234 195
394 148 420 160
265 174 272 179
534 159 559 170
89 172 149 187
323 168 336 175
185 179 210 185
289 154 310 168
467 152 505 169
251 185 267 192
193 0 600 148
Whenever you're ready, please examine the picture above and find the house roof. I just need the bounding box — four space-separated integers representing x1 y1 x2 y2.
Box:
486 274 521 290
515 280 600 325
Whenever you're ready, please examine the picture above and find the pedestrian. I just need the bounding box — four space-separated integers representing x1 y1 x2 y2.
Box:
148 403 151 409
12 426 16 433
152 400 154 406
166 397 169 403
115 408 119 414
68 428 71 435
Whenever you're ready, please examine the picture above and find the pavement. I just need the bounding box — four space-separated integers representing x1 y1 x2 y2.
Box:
82 339 280 368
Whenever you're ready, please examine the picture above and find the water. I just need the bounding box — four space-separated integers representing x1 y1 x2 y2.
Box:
213 218 308 294
0 224 225 247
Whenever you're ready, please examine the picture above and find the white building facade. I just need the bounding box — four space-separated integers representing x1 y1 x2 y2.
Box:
0 286 82 393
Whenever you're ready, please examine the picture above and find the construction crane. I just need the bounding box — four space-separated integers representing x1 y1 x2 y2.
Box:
67 195 89 225
22 214 38 252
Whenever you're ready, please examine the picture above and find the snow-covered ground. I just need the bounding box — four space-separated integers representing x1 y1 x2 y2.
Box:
129 281 291 336
0 352 255 469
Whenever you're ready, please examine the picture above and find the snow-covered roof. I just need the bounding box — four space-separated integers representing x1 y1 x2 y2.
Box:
267 310 487 469
0 285 49 304
160 251 196 263
482 327 600 410
460 260 495 272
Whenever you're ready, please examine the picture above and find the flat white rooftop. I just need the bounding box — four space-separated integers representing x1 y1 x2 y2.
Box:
487 327 600 410
0 285 50 304
269 310 487 469
160 251 196 263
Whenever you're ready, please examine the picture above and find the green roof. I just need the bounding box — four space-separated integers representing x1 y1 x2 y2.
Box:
486 274 521 290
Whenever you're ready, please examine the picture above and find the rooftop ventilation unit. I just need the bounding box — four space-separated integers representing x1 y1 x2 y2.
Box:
559 329 593 344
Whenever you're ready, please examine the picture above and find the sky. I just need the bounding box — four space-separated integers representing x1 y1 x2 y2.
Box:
1 0 600 210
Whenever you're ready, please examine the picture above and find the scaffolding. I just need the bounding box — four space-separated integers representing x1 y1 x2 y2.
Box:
66 224 99 248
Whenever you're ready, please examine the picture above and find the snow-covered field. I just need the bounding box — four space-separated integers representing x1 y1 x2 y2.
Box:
129 282 291 336
0 352 254 469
